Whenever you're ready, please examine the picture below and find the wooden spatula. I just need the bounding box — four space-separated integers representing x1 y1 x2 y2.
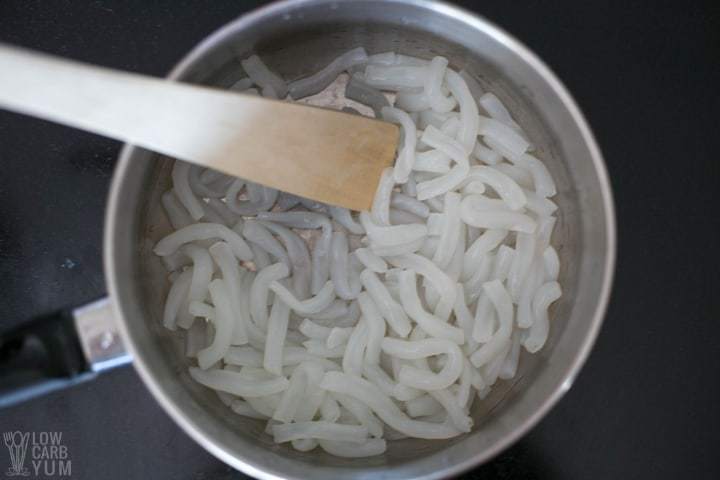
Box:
0 44 399 211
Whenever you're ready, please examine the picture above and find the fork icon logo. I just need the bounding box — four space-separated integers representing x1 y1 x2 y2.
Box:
3 432 30 477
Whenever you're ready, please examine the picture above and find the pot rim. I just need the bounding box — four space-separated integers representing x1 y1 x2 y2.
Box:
104 1 616 478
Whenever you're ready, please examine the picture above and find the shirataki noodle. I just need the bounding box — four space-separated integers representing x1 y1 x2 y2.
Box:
154 49 562 458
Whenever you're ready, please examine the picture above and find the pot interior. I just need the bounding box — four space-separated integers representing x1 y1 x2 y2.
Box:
108 1 612 477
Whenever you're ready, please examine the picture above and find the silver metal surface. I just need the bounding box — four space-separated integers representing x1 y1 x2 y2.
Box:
72 297 132 372
104 1 616 478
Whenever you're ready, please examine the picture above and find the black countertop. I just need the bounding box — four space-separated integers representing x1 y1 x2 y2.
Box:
1 1 718 479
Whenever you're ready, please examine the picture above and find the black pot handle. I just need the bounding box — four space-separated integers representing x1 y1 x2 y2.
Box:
0 298 131 408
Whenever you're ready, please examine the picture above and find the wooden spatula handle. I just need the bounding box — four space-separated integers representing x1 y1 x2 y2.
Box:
0 44 398 210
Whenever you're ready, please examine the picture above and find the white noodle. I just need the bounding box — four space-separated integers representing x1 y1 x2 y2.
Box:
478 115 529 157
440 116 461 137
318 439 387 457
455 357 474 408
263 297 291 376
182 244 214 306
250 263 289 330
424 57 456 113
354 248 388 273
299 318 331 339
209 242 249 345
372 167 395 225
188 367 288 397
360 269 411 337
308 300 349 321
382 338 464 390
345 74 390 116
381 107 416 183
499 332 522 380
428 388 472 433
416 164 469 200
276 193 301 211
362 363 398 397
463 166 527 210
388 209 424 225
420 125 469 167
328 206 364 235
481 339 510 387
414 150 451 173
161 190 193 229
288 47 368 99
162 269 192 330
188 166 229 199
320 372 461 439
154 223 253 260
241 54 288 98
223 346 262 367
508 232 537 300
273 362 321 422
445 70 479 152
257 211 332 295
418 109 455 130
460 197 536 233
269 280 336 315
366 51 396 65
470 280 513 367
432 192 461 269
447 216 468 282
185 316 208 358
472 142 503 165
342 319 368 376
357 292 386 364
330 231 361 300
326 327 354 350
493 245 516 283
506 151 557 198
370 237 426 257
493 162 534 189
303 340 345 358
360 212 427 247
320 394 341 422
362 64 427 91
543 246 560 281
397 270 464 344
463 229 508 280
247 243 268 270
516 260 543 329
458 69 484 103
524 189 558 217
406 395 442 418
197 280 236 369
478 92 523 132
231 399 268 420
388 254 457 321
242 220 291 270
391 192 430 219
524 281 562 353
230 77 253 91
225 346 339 371
172 162 205 220
207 198 237 226
259 221 312 300
334 394 384 438
395 90 430 112
225 179 278 215
453 284 476 351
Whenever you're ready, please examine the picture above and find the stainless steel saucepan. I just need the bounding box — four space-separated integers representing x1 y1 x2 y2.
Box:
0 1 615 478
